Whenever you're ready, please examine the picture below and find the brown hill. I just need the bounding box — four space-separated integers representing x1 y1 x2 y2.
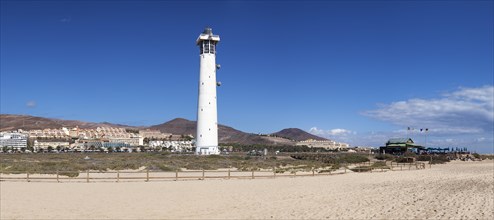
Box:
149 118 295 145
0 114 135 131
271 128 327 141
148 118 196 135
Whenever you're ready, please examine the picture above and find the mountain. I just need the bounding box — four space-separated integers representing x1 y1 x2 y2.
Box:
149 118 295 145
0 114 135 131
148 118 196 135
271 128 327 141
0 114 327 145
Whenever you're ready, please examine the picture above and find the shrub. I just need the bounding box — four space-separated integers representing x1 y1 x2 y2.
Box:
58 171 79 178
395 157 415 163
480 154 494 160
417 155 432 161
338 154 369 164
207 155 222 159
375 154 395 161
290 153 369 164
157 164 175 171
350 166 372 172
430 155 450 164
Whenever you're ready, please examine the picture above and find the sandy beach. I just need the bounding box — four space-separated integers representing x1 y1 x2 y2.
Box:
1 160 493 219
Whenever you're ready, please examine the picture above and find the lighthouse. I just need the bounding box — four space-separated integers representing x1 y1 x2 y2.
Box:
195 27 221 155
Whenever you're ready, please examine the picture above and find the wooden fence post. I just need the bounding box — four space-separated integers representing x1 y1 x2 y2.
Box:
117 170 120 182
228 169 230 179
56 170 59 183
175 170 178 181
312 169 315 176
251 170 254 179
27 173 30 182
202 169 205 180
146 169 149 182
86 170 89 183
344 166 346 173
273 168 276 179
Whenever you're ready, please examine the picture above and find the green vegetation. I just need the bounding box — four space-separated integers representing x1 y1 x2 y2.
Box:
290 153 370 164
374 154 395 161
395 157 415 163
371 161 389 169
0 153 330 177
428 155 451 164
220 143 331 152
479 154 494 160
350 166 372 172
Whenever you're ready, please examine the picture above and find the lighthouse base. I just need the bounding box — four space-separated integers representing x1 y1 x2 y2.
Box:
195 146 220 155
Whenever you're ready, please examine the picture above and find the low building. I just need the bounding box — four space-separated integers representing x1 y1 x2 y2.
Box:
84 141 131 150
148 140 194 152
0 132 28 150
33 140 70 151
296 139 349 150
139 129 172 139
108 136 143 146
379 138 425 154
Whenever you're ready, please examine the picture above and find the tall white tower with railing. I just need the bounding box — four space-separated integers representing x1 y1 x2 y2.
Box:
195 27 221 155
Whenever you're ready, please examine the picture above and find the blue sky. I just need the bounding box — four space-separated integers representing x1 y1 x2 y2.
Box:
1 1 493 152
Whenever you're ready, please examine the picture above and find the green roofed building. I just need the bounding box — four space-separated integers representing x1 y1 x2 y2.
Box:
379 138 425 154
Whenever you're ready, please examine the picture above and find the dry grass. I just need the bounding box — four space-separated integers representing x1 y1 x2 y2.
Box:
0 152 328 176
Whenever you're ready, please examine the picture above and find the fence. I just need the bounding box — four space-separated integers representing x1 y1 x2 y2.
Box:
0 161 428 183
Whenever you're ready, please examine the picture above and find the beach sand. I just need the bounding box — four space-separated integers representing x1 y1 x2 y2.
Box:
1 160 493 219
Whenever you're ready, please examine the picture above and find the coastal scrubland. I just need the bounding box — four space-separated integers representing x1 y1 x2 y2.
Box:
0 152 371 177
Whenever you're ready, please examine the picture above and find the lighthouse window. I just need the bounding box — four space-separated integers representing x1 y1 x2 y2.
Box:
200 40 216 54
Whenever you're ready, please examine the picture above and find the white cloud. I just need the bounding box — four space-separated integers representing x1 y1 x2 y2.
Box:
26 100 36 108
309 127 354 136
309 127 493 153
328 128 353 136
363 85 494 135
309 127 356 144
309 127 325 136
308 86 493 153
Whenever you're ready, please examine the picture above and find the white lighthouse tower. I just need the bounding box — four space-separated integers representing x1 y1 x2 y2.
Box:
195 27 221 155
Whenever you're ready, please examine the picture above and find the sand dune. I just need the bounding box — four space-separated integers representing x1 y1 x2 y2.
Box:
1 160 493 219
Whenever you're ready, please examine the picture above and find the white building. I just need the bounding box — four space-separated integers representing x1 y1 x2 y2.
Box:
296 139 350 150
33 140 70 152
0 132 28 150
149 140 194 152
139 129 171 139
108 135 143 146
195 27 221 155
